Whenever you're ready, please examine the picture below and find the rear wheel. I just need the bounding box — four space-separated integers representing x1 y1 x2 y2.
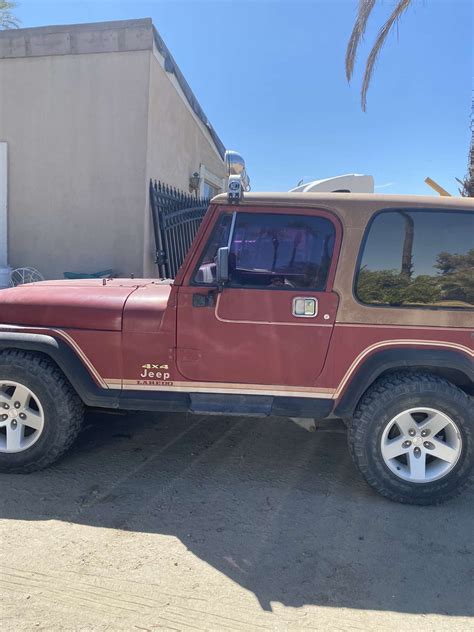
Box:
349 372 474 505
0 351 84 473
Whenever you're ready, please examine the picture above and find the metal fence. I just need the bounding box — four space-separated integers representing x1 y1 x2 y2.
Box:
150 179 210 279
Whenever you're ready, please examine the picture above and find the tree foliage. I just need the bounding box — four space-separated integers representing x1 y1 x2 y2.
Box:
0 1 20 29
457 99 474 197
436 249 474 304
357 250 474 307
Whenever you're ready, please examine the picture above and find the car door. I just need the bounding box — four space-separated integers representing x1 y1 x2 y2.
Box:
176 206 341 388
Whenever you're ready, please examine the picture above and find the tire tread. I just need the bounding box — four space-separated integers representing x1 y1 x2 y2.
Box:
348 371 473 505
0 349 84 473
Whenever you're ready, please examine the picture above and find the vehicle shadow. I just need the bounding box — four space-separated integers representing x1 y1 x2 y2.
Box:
1 410 473 616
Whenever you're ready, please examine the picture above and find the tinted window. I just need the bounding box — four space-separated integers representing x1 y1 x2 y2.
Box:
194 213 232 284
229 213 335 290
356 210 474 309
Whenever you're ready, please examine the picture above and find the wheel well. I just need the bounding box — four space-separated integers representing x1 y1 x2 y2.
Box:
373 366 473 396
0 346 75 391
0 347 58 367
1 347 50 362
349 367 474 417
0 334 120 408
334 348 474 418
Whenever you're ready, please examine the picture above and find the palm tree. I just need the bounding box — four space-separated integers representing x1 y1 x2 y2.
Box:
0 1 20 30
457 99 474 197
399 211 414 278
345 0 412 112
346 1 473 197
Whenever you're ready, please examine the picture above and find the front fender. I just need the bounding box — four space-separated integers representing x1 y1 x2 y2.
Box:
0 332 119 408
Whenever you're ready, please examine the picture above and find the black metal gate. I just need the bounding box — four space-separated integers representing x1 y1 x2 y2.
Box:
150 180 210 279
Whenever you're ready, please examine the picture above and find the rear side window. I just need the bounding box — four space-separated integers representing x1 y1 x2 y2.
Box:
355 210 474 309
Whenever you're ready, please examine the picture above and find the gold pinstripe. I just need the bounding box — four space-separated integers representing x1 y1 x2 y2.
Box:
0 325 108 388
2 325 471 400
114 379 335 398
335 323 473 332
333 339 473 398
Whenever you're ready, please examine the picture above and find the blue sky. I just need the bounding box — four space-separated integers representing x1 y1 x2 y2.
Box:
14 0 473 195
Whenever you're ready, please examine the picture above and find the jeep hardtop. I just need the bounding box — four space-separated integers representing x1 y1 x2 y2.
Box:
0 191 472 504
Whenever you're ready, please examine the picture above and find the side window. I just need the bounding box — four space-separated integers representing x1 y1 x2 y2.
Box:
194 213 232 284
229 213 335 290
355 210 474 309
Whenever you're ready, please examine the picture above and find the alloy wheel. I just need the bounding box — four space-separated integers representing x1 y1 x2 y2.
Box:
380 407 462 483
0 381 45 453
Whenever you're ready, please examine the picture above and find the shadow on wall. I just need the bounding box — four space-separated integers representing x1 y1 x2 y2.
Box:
1 411 473 616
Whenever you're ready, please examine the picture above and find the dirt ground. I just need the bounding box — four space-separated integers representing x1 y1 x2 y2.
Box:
1 411 473 631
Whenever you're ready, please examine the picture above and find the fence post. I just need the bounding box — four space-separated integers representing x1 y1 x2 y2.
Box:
149 180 168 279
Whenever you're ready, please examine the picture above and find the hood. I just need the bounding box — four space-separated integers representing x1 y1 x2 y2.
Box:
0 279 171 331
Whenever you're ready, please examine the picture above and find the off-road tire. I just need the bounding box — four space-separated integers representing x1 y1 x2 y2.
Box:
0 350 84 473
348 372 474 505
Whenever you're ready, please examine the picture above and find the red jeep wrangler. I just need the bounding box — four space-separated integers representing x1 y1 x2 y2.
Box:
0 192 472 505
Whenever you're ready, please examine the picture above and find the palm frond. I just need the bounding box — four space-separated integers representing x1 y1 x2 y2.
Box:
0 1 19 9
0 0 20 29
345 0 377 81
360 0 412 111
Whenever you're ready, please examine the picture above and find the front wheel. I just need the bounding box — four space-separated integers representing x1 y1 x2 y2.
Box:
348 372 474 505
0 350 84 473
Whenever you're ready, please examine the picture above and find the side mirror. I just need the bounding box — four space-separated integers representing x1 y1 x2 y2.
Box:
216 247 229 285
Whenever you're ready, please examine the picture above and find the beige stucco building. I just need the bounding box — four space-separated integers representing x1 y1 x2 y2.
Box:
0 18 226 279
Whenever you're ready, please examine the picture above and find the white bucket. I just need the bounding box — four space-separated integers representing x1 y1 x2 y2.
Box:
0 266 12 289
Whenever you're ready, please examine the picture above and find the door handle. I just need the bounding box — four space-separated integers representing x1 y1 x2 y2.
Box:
292 297 318 318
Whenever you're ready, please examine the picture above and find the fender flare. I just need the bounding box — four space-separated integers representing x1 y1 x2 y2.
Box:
0 332 120 408
334 347 474 418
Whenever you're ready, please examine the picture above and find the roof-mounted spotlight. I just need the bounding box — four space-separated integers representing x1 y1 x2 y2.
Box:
225 150 250 203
